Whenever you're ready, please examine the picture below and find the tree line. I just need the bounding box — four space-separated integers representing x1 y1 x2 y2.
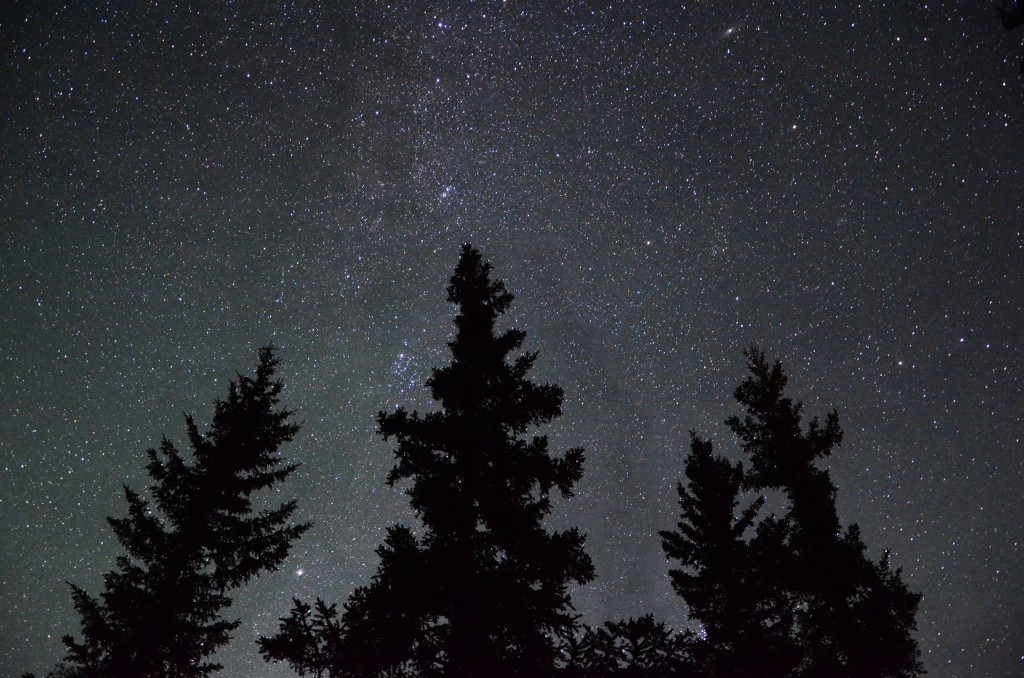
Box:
25 245 923 677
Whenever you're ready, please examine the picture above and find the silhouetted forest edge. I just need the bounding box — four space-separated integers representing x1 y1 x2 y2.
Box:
25 245 923 678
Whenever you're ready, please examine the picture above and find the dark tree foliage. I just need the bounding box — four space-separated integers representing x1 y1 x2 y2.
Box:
1000 0 1024 30
560 615 694 678
329 525 441 677
659 434 797 678
261 245 594 677
258 598 340 678
662 347 924 678
999 0 1024 72
35 347 310 678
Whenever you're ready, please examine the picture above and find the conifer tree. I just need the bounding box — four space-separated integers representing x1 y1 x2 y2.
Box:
39 347 310 678
727 348 922 677
257 598 340 678
261 244 594 677
561 615 694 677
659 434 796 677
662 347 923 677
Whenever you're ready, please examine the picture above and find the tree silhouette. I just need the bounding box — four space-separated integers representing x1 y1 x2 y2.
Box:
261 244 594 677
662 347 923 677
302 525 440 677
659 434 797 677
560 615 694 677
730 348 922 677
258 598 340 678
34 347 310 678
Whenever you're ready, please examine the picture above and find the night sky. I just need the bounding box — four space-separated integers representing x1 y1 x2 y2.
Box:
2 2 1022 676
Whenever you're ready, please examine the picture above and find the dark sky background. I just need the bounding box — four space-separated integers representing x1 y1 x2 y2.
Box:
2 2 1022 676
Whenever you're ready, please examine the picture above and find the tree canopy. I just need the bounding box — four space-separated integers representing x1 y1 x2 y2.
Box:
34 347 310 678
660 348 923 678
27 248 924 678
261 244 594 677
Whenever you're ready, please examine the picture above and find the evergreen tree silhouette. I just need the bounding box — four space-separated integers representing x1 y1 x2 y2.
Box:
727 348 922 677
305 525 439 677
261 244 594 677
258 598 340 678
561 615 694 677
659 434 797 677
36 347 310 678
663 347 923 677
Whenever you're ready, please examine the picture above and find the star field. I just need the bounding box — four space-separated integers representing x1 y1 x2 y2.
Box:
1 2 1022 676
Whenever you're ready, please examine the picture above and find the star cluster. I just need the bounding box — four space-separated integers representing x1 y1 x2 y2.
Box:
1 2 1022 676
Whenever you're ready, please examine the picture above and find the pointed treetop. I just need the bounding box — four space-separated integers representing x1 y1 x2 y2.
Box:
447 243 514 316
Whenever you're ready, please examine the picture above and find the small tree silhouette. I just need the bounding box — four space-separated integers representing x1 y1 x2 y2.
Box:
561 615 694 677
258 598 340 678
659 433 797 677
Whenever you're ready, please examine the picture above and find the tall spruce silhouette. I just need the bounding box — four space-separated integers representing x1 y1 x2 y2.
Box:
261 244 594 677
662 347 923 677
34 347 310 678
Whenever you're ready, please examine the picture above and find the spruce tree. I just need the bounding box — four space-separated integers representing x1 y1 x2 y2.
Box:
257 598 340 678
261 244 594 677
662 347 923 677
659 434 796 678
41 346 310 678
726 348 923 677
